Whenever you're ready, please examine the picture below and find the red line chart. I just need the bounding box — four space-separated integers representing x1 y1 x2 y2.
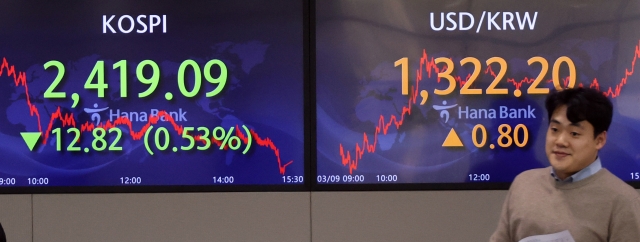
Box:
1 57 293 175
339 41 640 174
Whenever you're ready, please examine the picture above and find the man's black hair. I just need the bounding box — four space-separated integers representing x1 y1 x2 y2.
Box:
545 87 613 137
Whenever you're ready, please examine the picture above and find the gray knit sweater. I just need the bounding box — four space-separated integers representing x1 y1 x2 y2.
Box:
490 168 640 242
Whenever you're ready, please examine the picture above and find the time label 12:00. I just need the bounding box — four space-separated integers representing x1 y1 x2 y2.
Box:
43 59 227 99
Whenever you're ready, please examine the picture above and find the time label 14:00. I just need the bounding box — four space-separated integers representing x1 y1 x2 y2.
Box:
43 59 227 99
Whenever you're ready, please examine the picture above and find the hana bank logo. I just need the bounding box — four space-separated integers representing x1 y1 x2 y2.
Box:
84 103 109 125
83 104 188 123
433 100 457 123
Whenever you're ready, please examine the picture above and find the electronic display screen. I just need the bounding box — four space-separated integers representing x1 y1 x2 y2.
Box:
0 0 306 191
315 0 640 187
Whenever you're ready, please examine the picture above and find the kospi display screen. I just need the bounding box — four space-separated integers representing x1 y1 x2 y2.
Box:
0 0 306 191
315 0 640 188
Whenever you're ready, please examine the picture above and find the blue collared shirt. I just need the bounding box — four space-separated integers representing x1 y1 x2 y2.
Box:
550 157 602 183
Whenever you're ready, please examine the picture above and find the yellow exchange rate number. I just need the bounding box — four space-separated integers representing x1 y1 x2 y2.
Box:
472 124 529 148
396 56 576 97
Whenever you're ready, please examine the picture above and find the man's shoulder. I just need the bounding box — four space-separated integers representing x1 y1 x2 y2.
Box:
513 167 549 183
508 167 550 190
597 169 640 200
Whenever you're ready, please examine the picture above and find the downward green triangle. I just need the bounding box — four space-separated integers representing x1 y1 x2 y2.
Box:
20 132 41 151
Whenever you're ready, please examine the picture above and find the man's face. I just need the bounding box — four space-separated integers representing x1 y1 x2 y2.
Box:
545 105 607 180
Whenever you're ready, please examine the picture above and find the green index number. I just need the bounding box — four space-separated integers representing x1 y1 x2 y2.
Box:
196 127 211 150
92 128 108 151
114 60 128 98
47 59 227 100
155 127 170 151
92 128 123 151
136 60 160 98
181 127 195 150
108 128 123 151
178 59 228 98
51 128 81 151
85 61 108 98
204 59 227 97
178 60 202 97
52 128 62 151
67 128 81 151
43 60 66 98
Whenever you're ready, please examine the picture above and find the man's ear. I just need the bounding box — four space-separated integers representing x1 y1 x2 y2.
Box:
595 131 607 150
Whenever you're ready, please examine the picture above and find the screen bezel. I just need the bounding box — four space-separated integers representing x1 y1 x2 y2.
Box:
0 0 312 194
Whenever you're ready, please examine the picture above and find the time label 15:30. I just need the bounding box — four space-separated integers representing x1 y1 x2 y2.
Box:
282 176 303 183
43 59 227 99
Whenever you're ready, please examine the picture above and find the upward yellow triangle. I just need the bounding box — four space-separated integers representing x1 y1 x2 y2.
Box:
442 128 463 147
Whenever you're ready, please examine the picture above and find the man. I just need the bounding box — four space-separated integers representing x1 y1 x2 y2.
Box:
490 88 640 241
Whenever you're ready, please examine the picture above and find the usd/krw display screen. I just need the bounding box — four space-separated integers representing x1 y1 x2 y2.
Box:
315 0 640 186
0 0 305 190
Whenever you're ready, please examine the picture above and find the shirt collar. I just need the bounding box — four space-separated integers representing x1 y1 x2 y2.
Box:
550 157 602 183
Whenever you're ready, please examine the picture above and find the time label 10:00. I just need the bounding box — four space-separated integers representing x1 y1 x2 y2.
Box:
395 56 576 97
43 59 227 99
